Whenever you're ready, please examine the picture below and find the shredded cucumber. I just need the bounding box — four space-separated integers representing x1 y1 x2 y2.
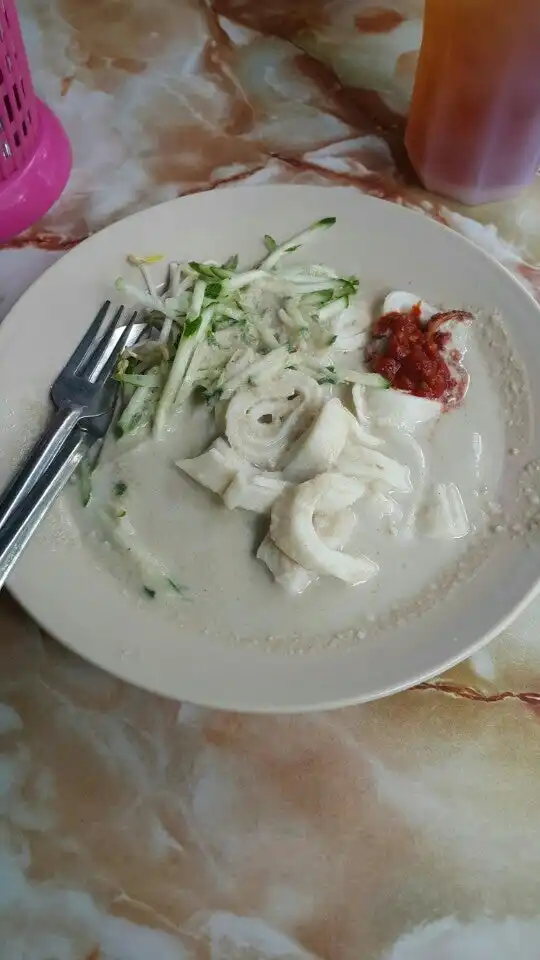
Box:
259 217 336 270
106 215 384 444
101 511 189 599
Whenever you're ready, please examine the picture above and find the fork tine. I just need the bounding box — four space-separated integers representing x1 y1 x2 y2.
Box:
81 305 125 381
93 310 139 385
69 300 111 375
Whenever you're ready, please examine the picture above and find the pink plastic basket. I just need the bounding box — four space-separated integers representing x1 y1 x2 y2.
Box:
0 0 71 244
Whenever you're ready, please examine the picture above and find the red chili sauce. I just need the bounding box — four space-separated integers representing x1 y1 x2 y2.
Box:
365 303 472 408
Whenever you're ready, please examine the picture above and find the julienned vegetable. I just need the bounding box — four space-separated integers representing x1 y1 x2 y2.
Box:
102 509 189 600
77 217 390 529
109 216 387 447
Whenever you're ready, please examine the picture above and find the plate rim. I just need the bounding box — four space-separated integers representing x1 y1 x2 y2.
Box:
3 185 540 712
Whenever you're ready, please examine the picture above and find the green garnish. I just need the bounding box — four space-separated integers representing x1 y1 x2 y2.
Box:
222 253 239 271
205 282 222 300
202 386 223 408
318 289 334 305
104 216 365 450
167 578 190 599
78 461 92 508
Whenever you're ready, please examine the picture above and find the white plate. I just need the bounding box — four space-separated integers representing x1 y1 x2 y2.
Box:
2 186 540 712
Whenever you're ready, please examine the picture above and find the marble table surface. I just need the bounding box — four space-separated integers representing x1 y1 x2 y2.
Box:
3 1 540 956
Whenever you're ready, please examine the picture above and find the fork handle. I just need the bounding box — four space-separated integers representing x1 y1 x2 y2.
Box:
0 405 83 532
0 430 86 589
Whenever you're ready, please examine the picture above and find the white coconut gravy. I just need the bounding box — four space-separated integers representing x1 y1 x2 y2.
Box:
68 292 518 654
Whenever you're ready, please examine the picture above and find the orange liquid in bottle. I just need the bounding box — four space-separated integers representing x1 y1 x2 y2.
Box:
405 0 540 205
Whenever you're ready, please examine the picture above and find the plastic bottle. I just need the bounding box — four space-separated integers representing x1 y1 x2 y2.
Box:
405 0 540 205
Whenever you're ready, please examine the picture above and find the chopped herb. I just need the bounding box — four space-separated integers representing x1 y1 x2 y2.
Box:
167 578 190 598
285 245 299 253
264 234 277 252
143 586 156 599
247 376 256 387
202 386 223 408
183 316 202 338
114 481 127 497
317 216 337 228
205 282 222 300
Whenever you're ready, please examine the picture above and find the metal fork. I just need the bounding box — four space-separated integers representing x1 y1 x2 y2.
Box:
0 300 138 531
0 430 87 588
0 405 109 588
